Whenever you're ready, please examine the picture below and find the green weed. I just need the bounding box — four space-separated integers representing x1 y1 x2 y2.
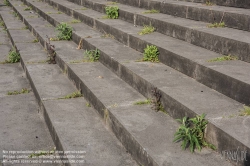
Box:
84 49 100 62
55 22 72 40
59 91 82 99
106 1 118 5
7 88 30 95
105 6 119 19
143 9 159 14
4 0 10 6
134 99 151 105
208 55 238 62
70 19 81 24
32 38 39 43
24 7 32 11
143 45 159 62
208 22 225 28
139 23 155 35
239 106 250 116
6 48 20 63
173 114 216 153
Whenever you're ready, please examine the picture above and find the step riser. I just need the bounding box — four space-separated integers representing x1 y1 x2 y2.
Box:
26 0 250 106
9 2 250 165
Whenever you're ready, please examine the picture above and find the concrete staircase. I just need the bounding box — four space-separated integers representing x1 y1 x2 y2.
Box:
1 0 250 165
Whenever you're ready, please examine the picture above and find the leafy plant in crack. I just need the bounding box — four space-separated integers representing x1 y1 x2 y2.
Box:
105 6 119 19
134 99 151 105
205 0 213 6
59 91 82 99
55 22 72 40
151 87 164 112
46 35 56 64
24 7 32 11
143 45 159 62
173 113 216 153
208 22 225 28
6 48 20 63
84 49 100 62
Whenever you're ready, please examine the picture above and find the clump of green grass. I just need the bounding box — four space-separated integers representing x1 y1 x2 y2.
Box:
59 91 82 99
143 9 159 14
239 106 250 116
101 33 114 39
4 0 10 6
143 45 159 62
208 22 225 28
86 102 91 107
12 12 18 17
139 23 155 35
84 49 100 62
208 54 238 62
5 48 20 63
7 88 30 95
0 20 5 27
134 99 151 105
24 7 32 11
205 0 214 6
105 6 119 19
55 22 73 40
70 19 81 24
174 113 216 153
21 26 28 30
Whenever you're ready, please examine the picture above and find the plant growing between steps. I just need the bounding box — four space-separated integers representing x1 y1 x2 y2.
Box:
6 48 20 63
143 9 159 14
4 0 10 6
7 88 30 95
46 35 56 64
208 22 225 28
55 22 72 40
84 49 100 62
139 23 155 35
239 106 250 116
105 6 119 19
173 113 216 153
208 54 238 62
143 45 159 62
58 91 82 99
134 99 151 105
205 0 214 6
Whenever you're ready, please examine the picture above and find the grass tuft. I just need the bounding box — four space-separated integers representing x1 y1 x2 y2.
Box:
7 88 30 95
239 106 250 116
208 22 225 28
143 9 159 14
208 55 238 62
134 99 151 105
139 23 155 35
59 91 82 99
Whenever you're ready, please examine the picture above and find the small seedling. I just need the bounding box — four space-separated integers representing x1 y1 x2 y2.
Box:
57 11 62 14
105 6 119 19
101 33 115 39
143 9 159 14
4 0 10 6
173 113 216 153
46 12 52 14
208 54 238 62
6 48 20 63
208 22 225 28
134 99 151 105
21 26 28 30
55 22 72 40
239 106 250 116
46 35 56 64
143 45 159 62
81 7 88 10
0 20 5 27
7 88 30 95
84 49 100 62
139 23 155 35
59 91 82 99
70 19 81 24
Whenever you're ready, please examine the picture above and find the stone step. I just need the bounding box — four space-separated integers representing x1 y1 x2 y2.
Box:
19 0 250 106
6 0 250 165
170 0 250 9
56 0 250 63
89 0 250 32
0 7 137 166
